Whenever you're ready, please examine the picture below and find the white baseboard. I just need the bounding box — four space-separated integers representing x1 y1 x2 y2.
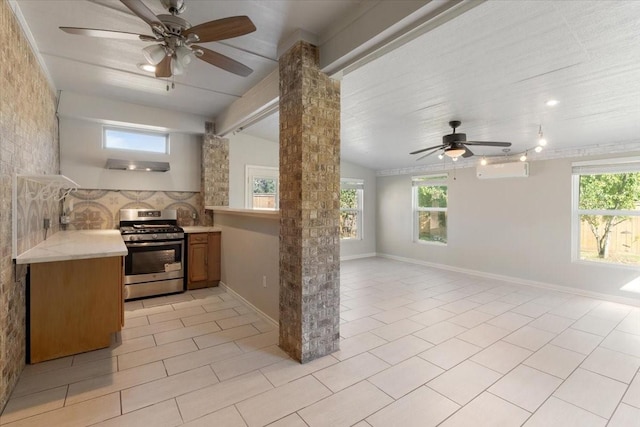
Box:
377 253 640 308
219 281 279 328
340 252 377 261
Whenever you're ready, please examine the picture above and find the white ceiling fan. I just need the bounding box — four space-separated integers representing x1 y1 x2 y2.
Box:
60 0 256 79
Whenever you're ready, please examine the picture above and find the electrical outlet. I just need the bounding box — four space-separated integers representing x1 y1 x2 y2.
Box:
262 276 267 288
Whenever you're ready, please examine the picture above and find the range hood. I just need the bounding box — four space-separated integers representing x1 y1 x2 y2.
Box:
106 159 170 172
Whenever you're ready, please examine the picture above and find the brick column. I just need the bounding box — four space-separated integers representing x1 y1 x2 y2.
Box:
279 41 341 363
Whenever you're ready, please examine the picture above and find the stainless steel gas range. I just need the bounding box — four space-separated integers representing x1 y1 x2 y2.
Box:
119 209 185 300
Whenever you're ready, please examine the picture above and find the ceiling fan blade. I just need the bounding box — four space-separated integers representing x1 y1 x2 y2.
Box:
60 27 156 41
120 0 164 31
192 45 253 77
184 16 256 43
462 147 474 158
409 144 445 155
464 141 512 147
416 149 441 161
155 55 172 78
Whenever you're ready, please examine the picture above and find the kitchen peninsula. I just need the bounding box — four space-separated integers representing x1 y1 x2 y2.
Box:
16 230 127 363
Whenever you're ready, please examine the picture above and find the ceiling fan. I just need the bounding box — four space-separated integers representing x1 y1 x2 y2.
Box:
410 120 512 160
60 0 256 79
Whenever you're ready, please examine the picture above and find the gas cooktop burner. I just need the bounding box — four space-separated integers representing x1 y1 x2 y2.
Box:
118 209 184 242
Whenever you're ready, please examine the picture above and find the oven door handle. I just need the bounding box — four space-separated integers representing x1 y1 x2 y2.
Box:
125 241 183 248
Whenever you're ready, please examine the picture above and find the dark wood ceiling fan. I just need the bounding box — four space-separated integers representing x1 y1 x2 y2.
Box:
60 0 256 78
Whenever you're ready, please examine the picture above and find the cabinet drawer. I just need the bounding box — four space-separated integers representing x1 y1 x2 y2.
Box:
189 233 208 244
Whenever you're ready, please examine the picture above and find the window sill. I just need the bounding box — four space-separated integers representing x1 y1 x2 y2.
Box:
572 258 640 271
414 239 447 247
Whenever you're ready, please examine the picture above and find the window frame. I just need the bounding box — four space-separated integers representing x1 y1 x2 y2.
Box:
571 157 640 268
412 174 448 245
245 165 279 210
103 126 169 154
340 178 364 241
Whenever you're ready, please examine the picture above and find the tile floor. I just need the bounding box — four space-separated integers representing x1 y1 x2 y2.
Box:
2 257 640 426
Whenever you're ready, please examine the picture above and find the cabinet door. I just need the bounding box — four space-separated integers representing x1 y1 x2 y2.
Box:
189 243 209 284
208 232 221 283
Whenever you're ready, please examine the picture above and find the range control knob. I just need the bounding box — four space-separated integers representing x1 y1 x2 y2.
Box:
129 236 137 241
152 234 158 239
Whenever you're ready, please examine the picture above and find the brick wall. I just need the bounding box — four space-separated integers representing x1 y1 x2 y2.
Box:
0 0 59 409
202 122 229 210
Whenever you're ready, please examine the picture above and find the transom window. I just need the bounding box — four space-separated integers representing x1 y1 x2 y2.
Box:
413 174 448 244
103 126 169 154
340 179 364 240
572 158 640 266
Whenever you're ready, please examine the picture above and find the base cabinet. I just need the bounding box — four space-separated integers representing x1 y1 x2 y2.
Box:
28 256 124 363
187 232 221 290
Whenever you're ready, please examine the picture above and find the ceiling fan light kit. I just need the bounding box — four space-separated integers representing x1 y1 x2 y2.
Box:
59 0 257 84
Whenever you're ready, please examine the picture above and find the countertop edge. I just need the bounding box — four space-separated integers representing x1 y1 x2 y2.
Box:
205 206 280 219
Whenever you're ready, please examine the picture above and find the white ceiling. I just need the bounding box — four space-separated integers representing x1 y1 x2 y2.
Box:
13 0 640 171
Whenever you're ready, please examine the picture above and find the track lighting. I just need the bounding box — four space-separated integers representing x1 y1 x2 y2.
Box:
520 152 528 162
534 146 543 153
538 125 547 146
480 157 487 166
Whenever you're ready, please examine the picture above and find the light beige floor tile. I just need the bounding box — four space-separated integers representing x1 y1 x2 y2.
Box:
503 326 557 351
418 338 482 370
266 413 308 427
72 336 157 366
523 396 607 427
193 324 260 349
608 403 640 427
616 309 640 335
261 355 338 387
332 332 387 360
369 335 432 365
439 392 530 427
466 292 502 304
171 295 224 311
410 308 456 327
142 293 194 307
510 302 550 318
523 344 586 379
93 399 182 427
404 298 445 312
570 315 618 336
413 321 467 345
147 306 206 324
549 299 599 320
211 345 290 381
587 301 632 322
153 320 222 345
66 361 166 405
528 313 575 334
122 365 219 413
163 341 243 376
0 386 67 424
201 299 243 313
553 368 627 418
580 347 640 383
122 316 150 329
0 393 120 427
498 292 537 305
489 365 562 412
236 330 279 352
438 299 480 314
457 323 510 348
470 340 533 374
340 317 387 338
475 300 515 316
622 371 640 407
372 296 414 310
550 328 602 355
252 320 277 333
125 304 174 319
341 306 383 322
12 357 117 398
371 319 424 341
120 320 184 341
371 306 419 324
180 308 240 327
177 371 273 422
234 305 253 315
181 406 248 427
487 311 534 331
312 352 389 392
448 310 494 329
601 330 640 358
20 357 73 378
236 375 332 426
299 380 393 427
368 357 443 399
217 313 262 330
367 386 459 427
118 339 198 371
428 360 501 405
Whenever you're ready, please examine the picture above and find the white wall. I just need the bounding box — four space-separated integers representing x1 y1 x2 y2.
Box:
228 133 279 208
60 118 201 191
376 155 640 302
341 160 377 259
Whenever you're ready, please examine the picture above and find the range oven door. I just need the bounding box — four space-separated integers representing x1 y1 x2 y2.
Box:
124 240 184 285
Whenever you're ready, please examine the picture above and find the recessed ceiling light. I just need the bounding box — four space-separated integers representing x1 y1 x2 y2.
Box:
546 99 559 107
137 63 156 73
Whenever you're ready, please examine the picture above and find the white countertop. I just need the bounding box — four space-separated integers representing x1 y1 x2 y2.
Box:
205 206 280 219
15 230 128 265
182 226 222 233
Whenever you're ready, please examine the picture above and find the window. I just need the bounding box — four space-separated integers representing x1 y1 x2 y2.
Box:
413 174 448 244
340 179 364 240
572 158 640 266
246 165 279 210
103 126 169 154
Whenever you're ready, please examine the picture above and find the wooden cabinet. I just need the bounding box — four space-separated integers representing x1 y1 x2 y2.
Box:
187 232 221 290
29 256 124 363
